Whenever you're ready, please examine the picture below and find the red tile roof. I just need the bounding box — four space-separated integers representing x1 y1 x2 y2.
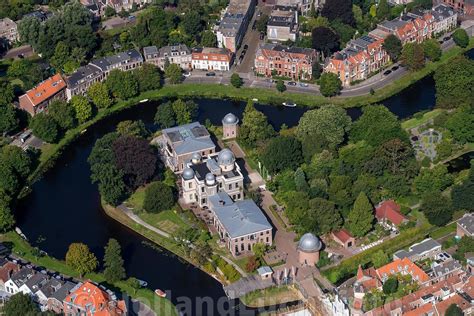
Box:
0 262 20 282
376 258 430 284
375 200 407 226
435 293 471 315
332 229 354 244
24 74 66 107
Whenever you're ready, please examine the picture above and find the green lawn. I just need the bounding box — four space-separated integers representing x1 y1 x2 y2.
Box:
401 109 444 130
0 231 177 316
430 222 456 240
139 209 189 234
240 285 301 308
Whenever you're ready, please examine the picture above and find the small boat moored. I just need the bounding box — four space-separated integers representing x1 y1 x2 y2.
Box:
139 99 149 103
155 289 166 298
283 101 296 107
137 279 148 287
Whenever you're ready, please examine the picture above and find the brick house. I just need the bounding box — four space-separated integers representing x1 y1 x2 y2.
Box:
143 44 192 70
19 74 67 116
191 47 233 71
441 0 474 15
375 200 408 227
254 43 317 80
332 229 355 248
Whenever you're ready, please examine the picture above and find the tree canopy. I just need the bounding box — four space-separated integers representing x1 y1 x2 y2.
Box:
452 28 469 48
103 238 126 283
1 293 39 316
312 27 340 56
261 136 303 174
239 102 275 146
382 34 402 62
30 113 60 143
321 0 355 26
421 192 453 226
346 192 374 237
105 69 139 100
65 243 98 277
319 73 343 97
400 42 425 71
143 181 175 213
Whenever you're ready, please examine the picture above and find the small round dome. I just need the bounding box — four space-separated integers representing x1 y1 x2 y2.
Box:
222 113 239 125
298 233 322 253
182 168 195 180
191 152 201 164
205 173 216 185
217 149 235 166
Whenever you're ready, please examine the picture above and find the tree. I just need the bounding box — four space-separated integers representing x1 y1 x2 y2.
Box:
312 27 340 56
104 6 116 18
445 304 463 316
0 82 14 106
87 82 112 109
1 293 39 316
434 56 474 108
421 193 453 226
201 30 217 47
230 73 243 88
413 165 453 195
452 165 474 211
181 11 202 38
172 99 198 125
376 0 390 19
165 63 183 84
50 41 73 72
0 194 15 233
350 105 406 147
306 198 342 235
1 145 32 179
65 243 98 277
116 120 148 138
382 277 398 295
6 59 44 89
70 95 93 123
319 73 342 97
346 192 374 237
134 63 162 92
0 105 19 134
276 79 286 93
422 39 442 61
103 238 126 283
143 182 175 213
296 105 351 150
261 136 303 174
382 34 402 62
48 100 76 130
446 107 474 144
30 113 60 143
256 14 269 34
400 42 425 71
126 277 140 294
106 69 139 100
95 163 127 206
321 0 355 26
452 28 469 48
239 101 275 146
113 136 157 188
371 250 389 268
154 102 176 128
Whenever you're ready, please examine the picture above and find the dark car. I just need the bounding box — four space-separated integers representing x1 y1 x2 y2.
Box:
206 72 216 77
383 70 392 75
443 36 450 41
252 21 257 30
259 33 264 40
243 44 249 50
287 81 297 86
391 65 399 71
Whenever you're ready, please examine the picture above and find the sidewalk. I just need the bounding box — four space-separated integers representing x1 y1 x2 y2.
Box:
117 204 170 238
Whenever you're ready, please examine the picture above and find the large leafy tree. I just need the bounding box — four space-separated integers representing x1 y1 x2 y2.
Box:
113 135 157 189
48 100 76 130
421 192 453 226
376 0 390 19
452 28 469 48
2 293 39 316
165 63 183 84
134 63 162 92
239 102 275 146
413 165 453 195
446 107 474 144
400 42 425 71
0 82 14 106
103 238 126 283
230 73 243 88
306 198 342 235
422 39 442 61
1 145 32 179
0 105 19 134
350 105 406 147
201 30 217 47
106 69 139 100
452 165 474 211
6 59 44 89
30 113 60 143
382 34 402 62
154 102 176 128
70 95 93 123
319 73 343 97
116 120 148 138
172 99 198 125
366 138 414 176
181 11 203 39
0 190 15 233
382 277 398 294
434 56 474 108
143 181 175 213
321 0 355 26
87 82 113 109
296 105 351 150
346 191 374 237
65 243 98 277
445 304 463 316
260 136 303 174
312 27 340 56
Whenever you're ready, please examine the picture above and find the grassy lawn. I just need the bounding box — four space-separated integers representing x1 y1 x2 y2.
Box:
240 285 302 308
401 109 444 130
430 222 456 240
0 231 177 316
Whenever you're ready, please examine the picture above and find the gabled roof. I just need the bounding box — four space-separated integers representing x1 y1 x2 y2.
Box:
376 257 430 283
22 74 66 107
90 49 143 72
209 192 272 238
458 213 474 235
332 229 354 243
375 200 407 225
0 262 20 283
435 293 471 315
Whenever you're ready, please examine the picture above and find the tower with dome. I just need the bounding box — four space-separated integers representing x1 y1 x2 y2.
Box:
297 233 323 266
222 112 239 140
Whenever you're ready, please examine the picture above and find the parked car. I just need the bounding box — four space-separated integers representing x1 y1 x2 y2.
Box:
443 36 450 41
183 72 191 77
287 81 297 86
206 72 216 77
383 70 392 75
299 82 309 87
259 33 264 40
391 65 399 71
243 44 249 50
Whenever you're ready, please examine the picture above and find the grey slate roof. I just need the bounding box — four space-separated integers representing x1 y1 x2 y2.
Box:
158 44 191 58
24 273 48 292
11 267 34 287
259 43 316 56
90 49 143 72
432 260 462 277
163 122 215 156
50 281 76 301
257 266 273 275
143 46 158 57
209 192 272 238
65 64 102 88
394 238 441 260
432 4 456 20
379 19 409 31
458 213 474 235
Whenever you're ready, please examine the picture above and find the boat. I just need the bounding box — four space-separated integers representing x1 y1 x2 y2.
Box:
282 102 296 107
137 279 148 287
155 289 166 298
139 99 149 103
80 129 87 134
252 98 259 102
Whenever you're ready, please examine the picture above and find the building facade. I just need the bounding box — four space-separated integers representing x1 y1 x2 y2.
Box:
19 74 67 116
222 113 239 140
431 4 458 35
143 44 192 70
192 47 233 71
216 0 256 52
181 149 244 207
255 43 317 80
267 5 299 42
208 192 272 257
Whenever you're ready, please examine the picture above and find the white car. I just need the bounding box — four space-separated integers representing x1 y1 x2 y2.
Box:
183 72 191 77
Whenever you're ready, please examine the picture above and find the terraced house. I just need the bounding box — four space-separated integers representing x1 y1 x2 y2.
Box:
254 43 317 80
19 74 67 116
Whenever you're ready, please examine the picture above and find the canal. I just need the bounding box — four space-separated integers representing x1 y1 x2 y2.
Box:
15 51 470 315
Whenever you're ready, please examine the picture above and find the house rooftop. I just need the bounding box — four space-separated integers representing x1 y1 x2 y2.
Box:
257 266 273 275
376 257 430 283
259 43 316 57
90 49 143 72
143 46 158 56
209 192 272 238
66 64 103 88
375 200 407 226
22 74 66 107
163 122 215 156
458 213 474 235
